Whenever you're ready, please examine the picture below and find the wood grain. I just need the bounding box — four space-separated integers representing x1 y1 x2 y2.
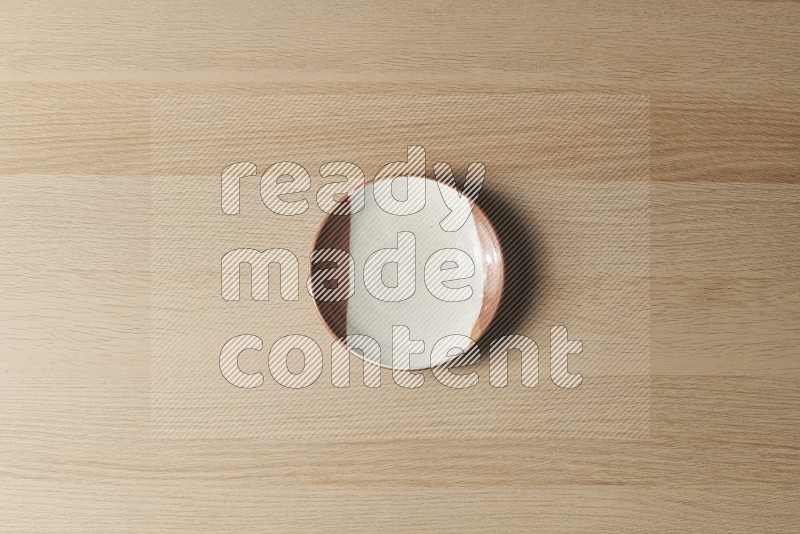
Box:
1 0 799 532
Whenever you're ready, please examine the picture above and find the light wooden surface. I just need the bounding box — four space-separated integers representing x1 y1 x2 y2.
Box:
1 1 799 532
